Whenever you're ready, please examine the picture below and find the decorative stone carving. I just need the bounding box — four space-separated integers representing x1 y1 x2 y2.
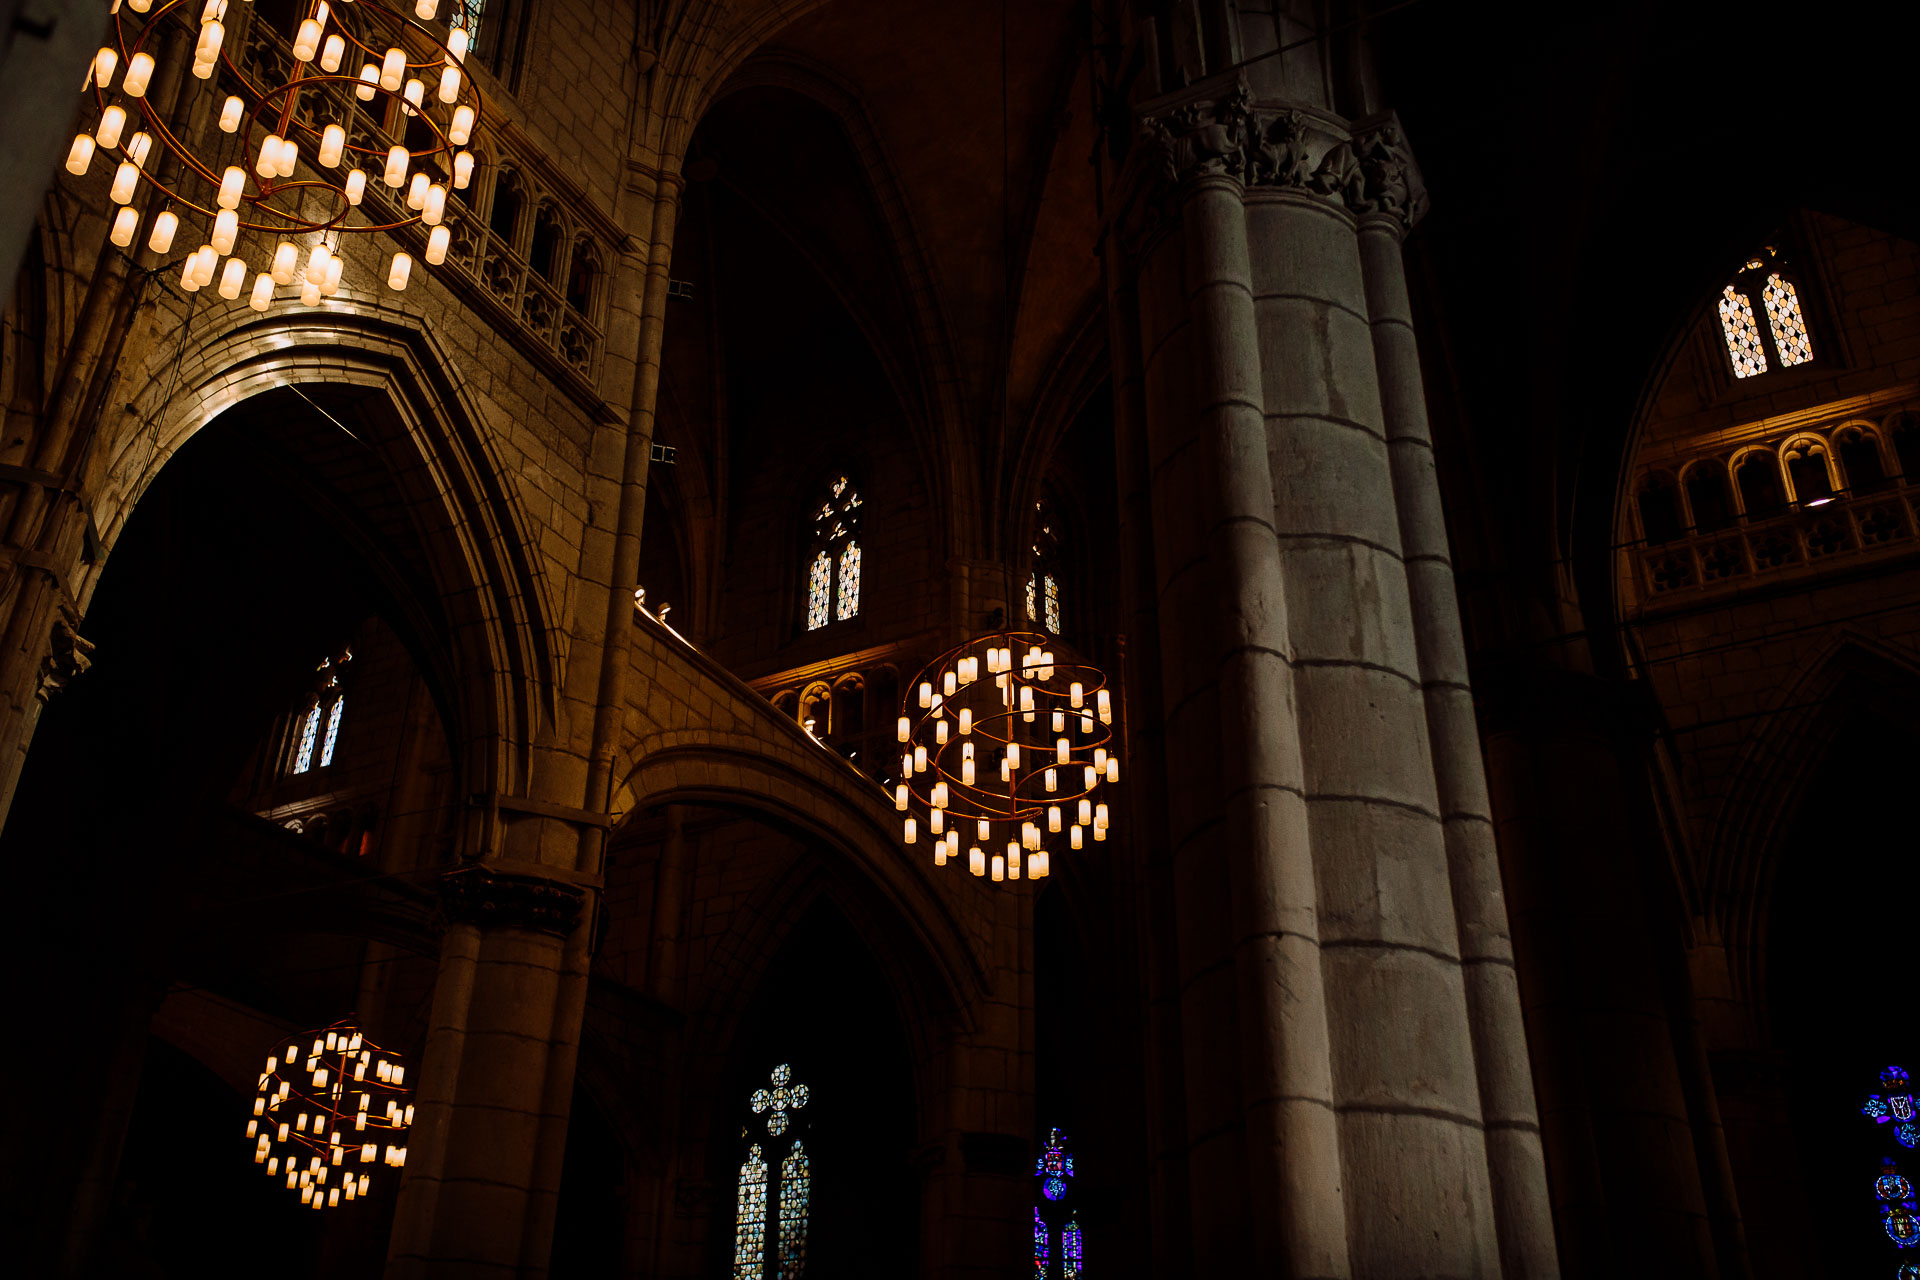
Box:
438 864 585 937
36 614 94 703
1138 81 1427 229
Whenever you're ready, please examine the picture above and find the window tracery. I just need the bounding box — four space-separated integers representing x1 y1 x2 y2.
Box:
1026 499 1063 636
1716 249 1815 380
734 1064 811 1279
288 650 351 775
1032 1128 1082 1278
804 476 862 631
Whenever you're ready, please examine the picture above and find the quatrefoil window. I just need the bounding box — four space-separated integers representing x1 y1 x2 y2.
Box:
749 1063 810 1136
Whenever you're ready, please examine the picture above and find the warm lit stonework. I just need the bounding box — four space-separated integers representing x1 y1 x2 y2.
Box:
0 2 1915 1277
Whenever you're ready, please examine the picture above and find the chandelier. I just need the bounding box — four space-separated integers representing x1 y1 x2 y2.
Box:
895 632 1117 883
245 1017 414 1209
68 0 483 307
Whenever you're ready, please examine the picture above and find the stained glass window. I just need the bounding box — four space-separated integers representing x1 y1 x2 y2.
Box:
449 0 486 41
806 553 831 631
1026 572 1038 624
733 1145 769 1279
1062 1214 1083 1279
1033 1207 1049 1279
319 698 345 768
836 542 861 621
738 1065 810 1279
777 1141 809 1278
292 705 322 774
1030 499 1063 636
1719 285 1767 379
1762 273 1813 367
804 476 862 631
1033 1128 1080 1279
1044 575 1060 636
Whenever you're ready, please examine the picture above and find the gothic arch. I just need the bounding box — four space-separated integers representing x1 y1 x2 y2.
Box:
1701 632 1920 1015
708 49 972 557
89 304 562 808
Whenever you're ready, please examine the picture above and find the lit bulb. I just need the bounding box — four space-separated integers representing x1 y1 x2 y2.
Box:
1070 682 1084 708
319 124 345 168
217 165 245 209
211 209 238 254
293 18 322 61
903 816 916 844
1084 765 1097 790
1106 757 1119 783
305 243 332 285
1097 689 1112 723
423 183 447 225
448 25 469 61
218 256 246 299
935 718 949 746
992 853 1005 882
127 132 152 167
1095 803 1109 829
893 784 908 812
219 95 244 132
1071 825 1083 849
450 104 475 145
961 759 975 785
95 105 127 150
384 145 409 187
439 65 461 103
256 133 282 178
275 137 298 178
958 708 972 735
387 251 412 291
896 716 910 744
1009 850 1022 880
321 34 345 72
123 52 155 97
1048 806 1062 833
426 223 450 265
357 64 379 100
344 169 366 205
65 134 94 176
913 744 927 773
380 47 406 91
416 0 440 18
93 47 117 88
1007 742 1021 768
108 162 139 205
109 208 139 248
1056 737 1070 764
195 20 224 66
929 808 944 835
918 682 931 709
402 78 425 114
1052 710 1065 733
1045 767 1058 793
249 272 274 311
322 255 344 295
453 150 475 188
970 846 986 876
943 671 957 697
301 279 322 305
270 241 297 284
407 172 429 210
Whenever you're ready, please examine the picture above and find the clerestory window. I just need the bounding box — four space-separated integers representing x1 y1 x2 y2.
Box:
804 476 862 631
733 1064 811 1279
287 649 352 775
1717 247 1815 380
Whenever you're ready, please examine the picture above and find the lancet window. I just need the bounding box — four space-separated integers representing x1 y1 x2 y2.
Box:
1026 499 1063 636
805 476 862 631
733 1064 811 1279
1032 1128 1083 1278
287 649 351 775
1717 248 1815 380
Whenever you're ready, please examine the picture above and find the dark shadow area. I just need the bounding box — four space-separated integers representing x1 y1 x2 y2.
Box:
1769 710 1920 1277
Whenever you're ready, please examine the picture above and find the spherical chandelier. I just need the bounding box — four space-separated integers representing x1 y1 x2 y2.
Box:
68 0 484 308
895 632 1117 884
245 1017 414 1209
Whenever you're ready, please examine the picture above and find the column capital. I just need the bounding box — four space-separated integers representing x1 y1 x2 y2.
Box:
437 864 586 937
1128 77 1427 233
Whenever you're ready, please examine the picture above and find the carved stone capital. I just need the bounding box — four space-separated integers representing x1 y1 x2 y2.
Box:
36 613 95 703
437 864 585 937
1135 82 1427 231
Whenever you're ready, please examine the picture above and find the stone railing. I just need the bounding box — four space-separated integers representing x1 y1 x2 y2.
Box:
239 16 608 390
1636 483 1916 602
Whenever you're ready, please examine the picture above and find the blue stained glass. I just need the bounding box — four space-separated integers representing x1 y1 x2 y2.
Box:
1869 1096 1892 1122
1032 1206 1049 1279
1884 1066 1912 1091
1881 1173 1915 1202
777 1141 809 1279
1035 1128 1075 1201
1900 1123 1919 1149
733 1145 768 1279
319 697 345 767
1044 1175 1066 1201
1899 1265 1920 1280
293 704 322 774
1898 1095 1918 1122
1062 1214 1083 1280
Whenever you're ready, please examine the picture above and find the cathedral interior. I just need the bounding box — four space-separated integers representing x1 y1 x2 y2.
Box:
2 0 1919 1276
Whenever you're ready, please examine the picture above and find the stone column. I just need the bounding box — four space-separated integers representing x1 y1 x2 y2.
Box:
1354 123 1560 1278
385 865 587 1279
1108 75 1555 1274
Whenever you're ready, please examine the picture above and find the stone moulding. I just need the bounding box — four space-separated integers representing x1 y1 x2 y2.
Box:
438 864 586 937
1119 76 1428 247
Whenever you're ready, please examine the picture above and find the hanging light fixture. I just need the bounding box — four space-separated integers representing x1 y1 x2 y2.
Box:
245 1017 413 1209
895 632 1117 884
69 0 484 309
